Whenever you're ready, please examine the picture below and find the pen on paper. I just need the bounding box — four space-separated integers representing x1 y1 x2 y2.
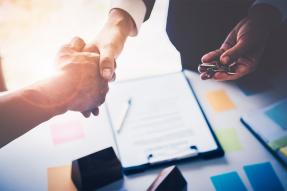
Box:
117 98 132 133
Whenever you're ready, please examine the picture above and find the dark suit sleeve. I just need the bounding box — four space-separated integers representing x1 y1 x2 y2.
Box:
143 0 156 21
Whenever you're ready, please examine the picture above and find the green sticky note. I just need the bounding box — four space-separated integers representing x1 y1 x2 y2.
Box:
268 135 287 150
215 128 242 152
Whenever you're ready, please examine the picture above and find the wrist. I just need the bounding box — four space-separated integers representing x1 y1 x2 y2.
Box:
249 4 282 30
22 73 68 117
108 8 136 37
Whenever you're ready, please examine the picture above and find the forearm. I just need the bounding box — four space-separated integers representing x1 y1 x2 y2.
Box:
108 8 136 37
0 73 67 148
91 8 136 69
94 8 135 50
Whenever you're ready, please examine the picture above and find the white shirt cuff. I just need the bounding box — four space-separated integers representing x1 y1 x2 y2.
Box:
111 0 146 36
254 0 287 20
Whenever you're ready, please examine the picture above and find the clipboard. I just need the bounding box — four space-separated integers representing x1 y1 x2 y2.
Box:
105 71 224 174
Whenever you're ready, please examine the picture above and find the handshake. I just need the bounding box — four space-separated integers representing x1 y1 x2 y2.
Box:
40 9 135 118
42 9 135 117
23 34 121 119
49 37 116 118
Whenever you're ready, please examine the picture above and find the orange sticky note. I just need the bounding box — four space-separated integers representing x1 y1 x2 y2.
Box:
50 120 85 145
206 90 236 112
47 165 76 191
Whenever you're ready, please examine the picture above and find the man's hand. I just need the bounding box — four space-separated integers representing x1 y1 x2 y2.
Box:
199 4 281 81
54 37 109 116
88 9 136 81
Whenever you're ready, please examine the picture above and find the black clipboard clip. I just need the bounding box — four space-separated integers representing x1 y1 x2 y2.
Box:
147 146 199 165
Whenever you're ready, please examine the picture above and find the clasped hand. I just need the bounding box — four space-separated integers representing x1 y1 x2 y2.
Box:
55 37 109 117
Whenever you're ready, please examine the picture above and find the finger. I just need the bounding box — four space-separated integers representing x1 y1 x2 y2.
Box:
82 111 91 118
57 37 86 62
201 49 224 63
59 52 100 69
114 60 117 69
57 44 74 61
198 60 219 73
198 65 208 73
220 41 248 65
200 72 213 80
99 47 117 81
220 29 236 51
73 52 100 62
217 28 238 65
212 72 233 81
70 37 86 52
91 108 99 116
213 63 251 81
111 72 116 81
83 44 100 54
100 85 109 97
98 95 106 106
201 29 236 64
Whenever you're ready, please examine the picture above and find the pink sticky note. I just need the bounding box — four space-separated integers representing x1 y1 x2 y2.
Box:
50 120 85 145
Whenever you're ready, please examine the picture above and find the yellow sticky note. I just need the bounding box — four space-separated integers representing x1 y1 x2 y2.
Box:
48 165 76 191
280 146 287 157
206 90 236 112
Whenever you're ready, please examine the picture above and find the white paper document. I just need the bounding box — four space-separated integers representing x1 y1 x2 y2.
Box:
105 72 218 169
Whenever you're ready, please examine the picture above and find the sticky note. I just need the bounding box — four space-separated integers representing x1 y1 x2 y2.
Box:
280 146 287 158
243 162 284 191
206 90 236 112
50 120 85 145
265 100 287 130
211 171 247 191
48 165 76 191
215 128 241 152
268 135 287 150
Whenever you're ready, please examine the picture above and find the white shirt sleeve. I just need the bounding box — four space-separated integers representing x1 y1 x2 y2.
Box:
111 0 147 36
254 0 287 20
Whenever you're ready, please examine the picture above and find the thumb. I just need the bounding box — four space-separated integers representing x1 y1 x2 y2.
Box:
99 47 117 81
70 37 86 52
220 41 248 65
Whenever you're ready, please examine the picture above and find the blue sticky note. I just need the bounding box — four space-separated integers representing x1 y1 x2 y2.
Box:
244 162 284 191
211 171 247 191
265 100 287 130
